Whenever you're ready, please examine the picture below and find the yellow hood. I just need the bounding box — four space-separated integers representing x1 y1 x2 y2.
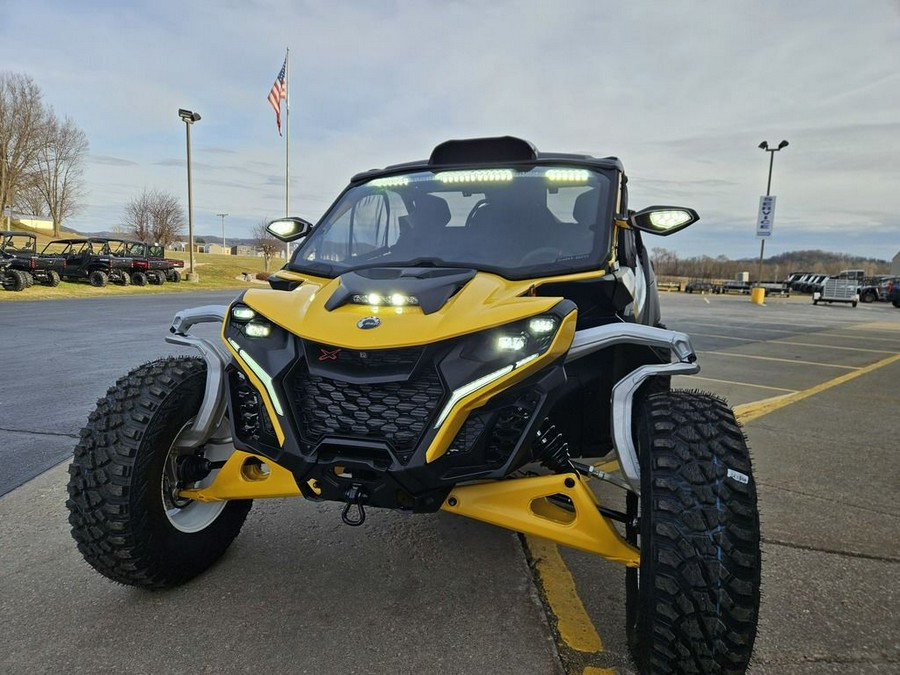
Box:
239 271 561 349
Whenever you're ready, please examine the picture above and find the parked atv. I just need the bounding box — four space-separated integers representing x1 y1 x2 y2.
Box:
67 137 760 674
1 232 65 291
42 238 132 286
105 239 182 285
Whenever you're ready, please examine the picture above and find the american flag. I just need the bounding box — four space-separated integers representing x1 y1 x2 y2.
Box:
268 58 287 136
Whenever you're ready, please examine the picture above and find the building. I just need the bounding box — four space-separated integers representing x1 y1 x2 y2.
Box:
892 251 900 275
6 212 53 231
204 244 231 255
231 245 259 257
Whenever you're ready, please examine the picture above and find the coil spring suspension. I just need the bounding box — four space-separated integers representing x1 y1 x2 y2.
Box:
534 420 574 473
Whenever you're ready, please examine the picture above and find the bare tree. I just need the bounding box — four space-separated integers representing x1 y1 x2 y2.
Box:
253 219 281 271
13 170 48 217
29 114 88 236
122 188 184 246
0 73 48 222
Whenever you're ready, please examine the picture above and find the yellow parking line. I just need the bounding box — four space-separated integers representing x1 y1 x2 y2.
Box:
700 351 859 369
526 536 603 653
680 374 797 393
583 668 616 674
734 353 900 424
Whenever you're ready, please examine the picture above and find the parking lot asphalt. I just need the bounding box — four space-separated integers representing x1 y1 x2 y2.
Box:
1 291 898 674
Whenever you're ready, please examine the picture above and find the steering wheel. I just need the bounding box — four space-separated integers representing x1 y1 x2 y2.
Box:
518 247 561 266
464 199 489 228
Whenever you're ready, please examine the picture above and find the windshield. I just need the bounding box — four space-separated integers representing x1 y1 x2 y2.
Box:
2 234 35 253
290 166 615 279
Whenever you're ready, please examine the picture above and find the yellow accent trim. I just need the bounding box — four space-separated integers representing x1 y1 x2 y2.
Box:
425 309 578 463
441 473 639 566
734 353 900 425
527 535 604 653
221 333 286 446
179 451 301 501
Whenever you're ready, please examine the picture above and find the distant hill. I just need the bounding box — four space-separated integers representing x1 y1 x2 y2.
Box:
739 249 890 272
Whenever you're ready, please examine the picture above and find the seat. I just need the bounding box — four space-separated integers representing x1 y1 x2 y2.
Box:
393 193 451 255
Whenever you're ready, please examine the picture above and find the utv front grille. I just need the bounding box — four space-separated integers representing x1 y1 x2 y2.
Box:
288 362 445 464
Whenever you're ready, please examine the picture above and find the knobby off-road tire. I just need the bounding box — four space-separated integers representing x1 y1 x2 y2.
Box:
117 271 131 286
44 270 61 287
132 271 148 286
23 271 34 287
66 356 252 588
626 390 760 674
3 270 27 291
168 269 181 283
89 270 108 287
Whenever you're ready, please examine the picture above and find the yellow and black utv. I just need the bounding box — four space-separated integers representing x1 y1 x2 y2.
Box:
67 137 760 674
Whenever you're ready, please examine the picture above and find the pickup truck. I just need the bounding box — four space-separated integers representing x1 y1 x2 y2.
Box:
859 275 898 303
41 238 133 287
1 232 65 291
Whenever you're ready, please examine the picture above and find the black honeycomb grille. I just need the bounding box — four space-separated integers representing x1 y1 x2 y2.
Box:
289 362 445 464
447 416 486 455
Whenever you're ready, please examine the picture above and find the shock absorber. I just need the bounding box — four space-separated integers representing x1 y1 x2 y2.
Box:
533 420 574 473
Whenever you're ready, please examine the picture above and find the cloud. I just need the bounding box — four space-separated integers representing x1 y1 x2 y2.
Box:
4 0 899 259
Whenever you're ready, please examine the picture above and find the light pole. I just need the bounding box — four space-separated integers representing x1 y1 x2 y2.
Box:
756 139 788 287
217 212 228 250
179 108 201 282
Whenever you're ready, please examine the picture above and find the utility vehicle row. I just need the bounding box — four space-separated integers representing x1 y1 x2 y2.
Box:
1 233 183 291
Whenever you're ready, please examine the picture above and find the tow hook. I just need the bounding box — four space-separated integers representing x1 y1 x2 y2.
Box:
341 484 367 527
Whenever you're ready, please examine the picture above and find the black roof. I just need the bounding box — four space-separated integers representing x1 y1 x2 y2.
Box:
1 231 37 238
350 136 625 184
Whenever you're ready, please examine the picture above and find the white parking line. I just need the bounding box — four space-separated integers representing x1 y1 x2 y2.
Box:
679 375 797 393
699 351 859 369
773 340 898 355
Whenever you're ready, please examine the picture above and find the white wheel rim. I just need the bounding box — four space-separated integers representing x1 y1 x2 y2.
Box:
161 417 231 533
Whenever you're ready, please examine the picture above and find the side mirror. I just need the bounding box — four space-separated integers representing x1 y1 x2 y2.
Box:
266 217 314 242
629 206 699 236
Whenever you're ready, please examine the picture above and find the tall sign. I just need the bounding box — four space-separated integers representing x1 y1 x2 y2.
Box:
756 195 776 237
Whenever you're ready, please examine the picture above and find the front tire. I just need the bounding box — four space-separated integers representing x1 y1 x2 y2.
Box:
132 271 148 286
89 270 108 287
626 390 760 674
44 270 61 287
66 357 252 588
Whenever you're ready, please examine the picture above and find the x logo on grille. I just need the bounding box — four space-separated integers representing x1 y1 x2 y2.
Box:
318 348 341 361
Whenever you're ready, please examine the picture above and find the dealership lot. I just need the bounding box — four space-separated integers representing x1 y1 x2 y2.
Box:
1 292 898 674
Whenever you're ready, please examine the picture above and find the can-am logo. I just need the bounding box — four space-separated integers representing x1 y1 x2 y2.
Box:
357 316 381 330
318 348 341 361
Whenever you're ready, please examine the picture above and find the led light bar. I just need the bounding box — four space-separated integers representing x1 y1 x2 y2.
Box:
369 176 410 187
545 168 590 182
351 293 419 307
436 169 515 184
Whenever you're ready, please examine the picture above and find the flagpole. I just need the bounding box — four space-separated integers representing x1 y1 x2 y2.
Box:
284 47 291 259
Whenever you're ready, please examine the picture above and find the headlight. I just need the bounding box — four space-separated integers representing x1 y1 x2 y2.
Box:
232 306 256 321
490 315 559 355
230 303 274 339
244 320 272 338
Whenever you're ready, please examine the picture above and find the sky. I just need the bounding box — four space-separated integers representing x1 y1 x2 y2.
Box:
1 0 898 260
